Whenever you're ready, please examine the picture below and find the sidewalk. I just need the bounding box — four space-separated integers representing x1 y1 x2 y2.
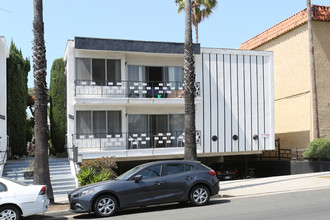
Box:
219 171 330 198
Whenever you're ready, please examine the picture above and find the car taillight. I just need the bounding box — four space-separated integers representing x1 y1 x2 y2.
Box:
216 171 221 175
234 170 239 173
208 171 216 177
39 186 46 195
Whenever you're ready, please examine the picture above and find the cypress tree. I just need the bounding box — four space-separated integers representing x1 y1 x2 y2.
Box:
49 58 66 153
7 41 30 156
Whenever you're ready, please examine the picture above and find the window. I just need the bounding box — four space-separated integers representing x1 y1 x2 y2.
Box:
92 59 105 85
128 115 148 133
93 111 106 138
167 164 185 175
166 164 195 175
107 60 121 83
169 114 184 132
76 111 122 136
76 58 121 85
184 164 196 171
167 67 183 87
137 165 162 180
0 183 7 192
76 58 91 81
76 111 91 134
108 111 121 134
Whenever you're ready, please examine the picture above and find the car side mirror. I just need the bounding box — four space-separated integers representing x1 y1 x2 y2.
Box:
133 175 142 183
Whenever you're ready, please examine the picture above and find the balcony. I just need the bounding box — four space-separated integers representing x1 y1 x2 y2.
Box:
74 80 200 98
72 131 201 152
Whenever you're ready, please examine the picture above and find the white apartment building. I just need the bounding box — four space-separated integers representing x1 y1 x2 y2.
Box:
0 37 9 175
64 37 275 161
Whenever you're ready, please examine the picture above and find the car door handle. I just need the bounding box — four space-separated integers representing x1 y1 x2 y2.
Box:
154 181 161 186
185 176 192 180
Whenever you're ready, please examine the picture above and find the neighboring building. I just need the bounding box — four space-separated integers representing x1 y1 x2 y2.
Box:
239 5 330 150
0 37 9 175
64 37 275 162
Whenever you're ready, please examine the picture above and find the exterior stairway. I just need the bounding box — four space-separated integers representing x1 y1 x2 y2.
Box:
2 156 76 202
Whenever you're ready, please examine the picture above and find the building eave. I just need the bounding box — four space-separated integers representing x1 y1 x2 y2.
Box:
74 37 201 55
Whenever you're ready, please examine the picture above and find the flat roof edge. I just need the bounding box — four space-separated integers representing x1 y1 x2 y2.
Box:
201 47 273 56
74 37 200 55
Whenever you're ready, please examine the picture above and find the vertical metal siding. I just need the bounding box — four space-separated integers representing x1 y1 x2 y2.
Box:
202 53 211 153
199 49 274 153
224 55 232 152
217 55 225 152
238 55 246 151
210 54 218 153
244 55 252 151
231 55 239 152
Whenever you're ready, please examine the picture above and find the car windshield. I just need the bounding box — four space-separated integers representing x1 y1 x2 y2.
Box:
116 165 143 181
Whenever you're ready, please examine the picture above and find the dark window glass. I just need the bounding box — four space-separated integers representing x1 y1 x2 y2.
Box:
108 111 121 135
92 59 105 85
0 183 7 192
137 165 162 180
107 60 121 83
184 164 196 171
167 164 185 175
93 111 106 138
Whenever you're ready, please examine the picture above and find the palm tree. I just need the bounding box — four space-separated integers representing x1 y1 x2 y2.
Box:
307 0 319 139
183 0 197 161
33 0 54 203
176 0 217 43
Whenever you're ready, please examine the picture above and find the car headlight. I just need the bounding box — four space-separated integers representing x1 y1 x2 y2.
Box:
80 189 95 197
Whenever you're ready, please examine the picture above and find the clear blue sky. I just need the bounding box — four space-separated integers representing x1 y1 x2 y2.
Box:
1 0 329 88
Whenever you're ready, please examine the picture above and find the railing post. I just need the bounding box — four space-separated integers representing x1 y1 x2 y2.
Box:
73 146 78 162
296 147 298 161
277 138 281 160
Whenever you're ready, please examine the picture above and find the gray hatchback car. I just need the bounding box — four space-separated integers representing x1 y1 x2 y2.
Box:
68 160 219 217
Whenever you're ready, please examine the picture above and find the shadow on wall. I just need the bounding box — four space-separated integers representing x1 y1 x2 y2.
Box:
275 130 310 150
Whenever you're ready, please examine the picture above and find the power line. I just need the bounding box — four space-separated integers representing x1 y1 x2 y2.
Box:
0 8 13 13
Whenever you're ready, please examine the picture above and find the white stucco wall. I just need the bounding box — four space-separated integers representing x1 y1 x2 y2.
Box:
0 37 8 175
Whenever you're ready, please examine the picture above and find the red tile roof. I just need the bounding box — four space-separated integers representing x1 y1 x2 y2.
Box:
239 5 330 50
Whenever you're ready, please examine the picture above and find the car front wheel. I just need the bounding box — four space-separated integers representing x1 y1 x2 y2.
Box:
93 194 118 217
189 185 210 206
0 205 21 220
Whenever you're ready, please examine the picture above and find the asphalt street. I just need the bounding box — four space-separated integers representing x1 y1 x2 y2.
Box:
28 188 330 220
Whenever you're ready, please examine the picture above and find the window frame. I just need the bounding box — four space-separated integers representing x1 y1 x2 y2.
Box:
132 164 164 180
164 163 196 176
75 58 121 85
76 110 122 136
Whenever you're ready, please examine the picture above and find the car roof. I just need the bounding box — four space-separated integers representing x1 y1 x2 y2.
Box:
141 160 202 167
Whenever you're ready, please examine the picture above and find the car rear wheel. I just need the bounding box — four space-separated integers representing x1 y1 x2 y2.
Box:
93 194 118 217
0 205 21 220
189 185 210 206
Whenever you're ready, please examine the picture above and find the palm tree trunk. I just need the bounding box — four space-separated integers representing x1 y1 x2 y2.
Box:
184 0 197 160
33 0 54 203
307 0 319 139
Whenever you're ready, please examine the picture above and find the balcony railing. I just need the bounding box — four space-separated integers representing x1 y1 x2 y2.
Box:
74 80 200 98
72 131 201 151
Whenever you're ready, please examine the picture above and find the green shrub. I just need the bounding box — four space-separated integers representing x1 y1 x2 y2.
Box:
77 157 117 186
7 41 30 156
77 167 95 186
50 58 66 154
303 138 330 161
